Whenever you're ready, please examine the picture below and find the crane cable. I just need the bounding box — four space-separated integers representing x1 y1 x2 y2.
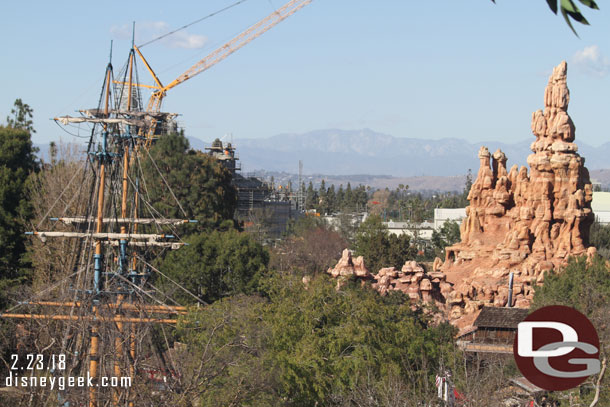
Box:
138 0 251 48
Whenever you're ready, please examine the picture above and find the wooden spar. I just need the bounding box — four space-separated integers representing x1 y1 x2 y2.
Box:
115 50 132 407
90 61 112 407
90 305 100 407
16 42 198 406
129 327 136 407
20 301 187 313
129 135 140 407
28 231 176 240
113 294 124 405
127 50 134 112
99 241 185 249
51 217 195 225
121 152 129 225
0 313 177 324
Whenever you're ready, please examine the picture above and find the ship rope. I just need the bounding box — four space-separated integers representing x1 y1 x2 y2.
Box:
131 152 186 240
137 256 209 305
143 146 189 218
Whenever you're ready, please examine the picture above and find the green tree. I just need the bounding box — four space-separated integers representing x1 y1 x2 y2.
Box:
6 99 35 133
173 295 277 407
336 184 344 211
158 229 269 305
171 273 463 406
140 132 236 229
0 124 39 298
532 255 610 318
317 179 327 213
492 0 600 36
532 255 610 405
431 220 461 257
262 274 459 405
462 168 473 206
305 181 317 210
48 141 58 166
590 220 610 259
325 184 336 214
353 214 417 272
344 182 354 211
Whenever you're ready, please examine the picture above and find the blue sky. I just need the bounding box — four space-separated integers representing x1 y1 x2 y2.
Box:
2 0 609 147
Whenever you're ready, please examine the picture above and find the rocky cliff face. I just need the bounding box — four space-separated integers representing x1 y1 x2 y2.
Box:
440 61 594 326
327 250 449 308
326 62 595 330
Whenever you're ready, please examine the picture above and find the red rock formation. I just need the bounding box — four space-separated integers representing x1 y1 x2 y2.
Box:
441 61 594 324
327 248 371 278
327 252 449 306
326 62 594 330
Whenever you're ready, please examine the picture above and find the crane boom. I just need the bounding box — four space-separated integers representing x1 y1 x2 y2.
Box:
144 0 312 113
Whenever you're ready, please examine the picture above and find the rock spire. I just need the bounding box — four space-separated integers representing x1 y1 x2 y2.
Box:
440 61 594 324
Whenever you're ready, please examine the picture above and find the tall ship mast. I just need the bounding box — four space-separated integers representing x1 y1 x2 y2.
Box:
0 2 312 404
2 44 193 406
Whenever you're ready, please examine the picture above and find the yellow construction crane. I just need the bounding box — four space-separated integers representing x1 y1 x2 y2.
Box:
136 0 312 117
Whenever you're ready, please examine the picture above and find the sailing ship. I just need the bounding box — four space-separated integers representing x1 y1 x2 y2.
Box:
3 45 192 406
1 1 311 405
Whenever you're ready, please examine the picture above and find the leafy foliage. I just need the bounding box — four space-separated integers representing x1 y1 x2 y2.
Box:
431 220 461 257
532 255 610 317
175 274 459 406
174 295 277 407
140 132 237 230
158 229 269 305
0 121 39 303
532 255 610 404
304 181 368 215
271 218 347 275
492 0 600 36
590 220 610 259
353 214 417 272
5 99 36 134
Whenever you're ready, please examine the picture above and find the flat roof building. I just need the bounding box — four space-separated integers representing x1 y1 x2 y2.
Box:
592 191 610 225
434 208 466 230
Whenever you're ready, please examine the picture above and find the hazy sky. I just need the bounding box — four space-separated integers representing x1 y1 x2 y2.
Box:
2 0 609 147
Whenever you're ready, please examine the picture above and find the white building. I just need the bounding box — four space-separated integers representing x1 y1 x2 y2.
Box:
434 208 466 230
362 191 610 244
592 191 610 225
380 209 467 241
384 220 435 240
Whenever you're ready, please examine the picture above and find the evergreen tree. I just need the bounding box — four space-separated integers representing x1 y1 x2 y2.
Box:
531 255 610 404
141 132 236 230
344 182 354 210
336 184 345 210
461 169 473 207
353 214 417 272
326 184 336 214
6 98 36 134
318 179 326 213
305 181 317 210
431 220 461 257
0 122 39 301
159 229 269 305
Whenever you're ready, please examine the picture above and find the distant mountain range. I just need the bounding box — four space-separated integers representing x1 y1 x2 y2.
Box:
188 128 610 178
35 128 610 193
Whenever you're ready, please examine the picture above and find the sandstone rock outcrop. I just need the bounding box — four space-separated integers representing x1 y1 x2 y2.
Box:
327 251 449 306
441 61 593 322
326 62 594 330
327 248 371 279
